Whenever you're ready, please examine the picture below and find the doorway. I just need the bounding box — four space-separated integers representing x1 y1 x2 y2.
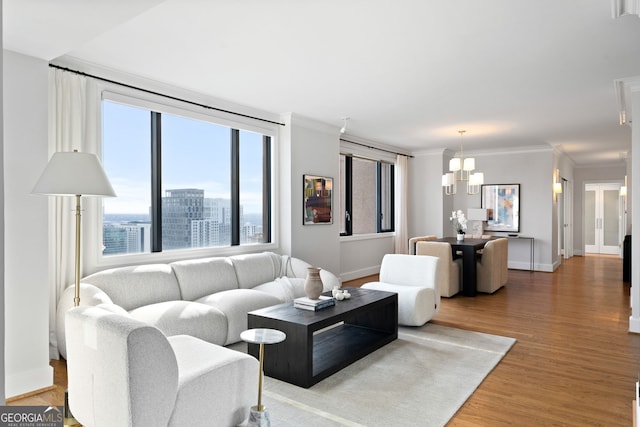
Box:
559 178 573 259
585 183 621 255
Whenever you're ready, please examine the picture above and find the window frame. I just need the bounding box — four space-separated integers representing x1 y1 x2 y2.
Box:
89 88 279 270
339 153 395 237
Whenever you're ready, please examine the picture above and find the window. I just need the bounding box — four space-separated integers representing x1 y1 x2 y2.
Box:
340 154 394 236
101 98 272 256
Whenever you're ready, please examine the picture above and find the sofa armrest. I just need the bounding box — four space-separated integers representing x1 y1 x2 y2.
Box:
56 283 117 359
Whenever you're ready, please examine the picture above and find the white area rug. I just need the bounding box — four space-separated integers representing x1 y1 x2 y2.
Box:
255 323 515 427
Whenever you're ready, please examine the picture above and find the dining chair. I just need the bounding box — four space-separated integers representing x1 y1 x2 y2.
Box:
476 237 509 293
408 235 438 255
415 241 462 297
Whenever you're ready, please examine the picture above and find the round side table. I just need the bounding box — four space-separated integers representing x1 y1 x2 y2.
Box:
240 328 286 427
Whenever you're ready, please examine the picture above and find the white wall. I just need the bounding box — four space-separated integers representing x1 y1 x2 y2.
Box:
408 150 447 238
280 113 341 276
1 2 6 404
3 50 52 397
409 146 557 271
339 235 394 282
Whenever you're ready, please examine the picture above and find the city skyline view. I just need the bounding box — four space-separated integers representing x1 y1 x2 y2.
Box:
103 190 264 255
101 99 266 216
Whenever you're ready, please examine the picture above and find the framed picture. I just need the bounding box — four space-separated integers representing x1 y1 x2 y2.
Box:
481 184 520 232
303 174 333 225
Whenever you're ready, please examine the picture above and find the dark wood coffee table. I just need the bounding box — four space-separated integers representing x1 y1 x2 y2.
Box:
247 287 398 388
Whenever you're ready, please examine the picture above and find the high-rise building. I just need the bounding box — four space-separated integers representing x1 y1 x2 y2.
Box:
162 189 204 250
103 222 150 254
103 225 127 255
103 189 257 254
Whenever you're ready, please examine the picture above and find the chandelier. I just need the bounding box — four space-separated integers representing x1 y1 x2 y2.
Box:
442 130 484 195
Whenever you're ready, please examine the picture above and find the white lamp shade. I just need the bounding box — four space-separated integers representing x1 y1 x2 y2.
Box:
463 157 475 171
469 172 484 185
620 185 627 197
32 151 116 197
442 173 453 186
553 182 563 194
449 157 461 172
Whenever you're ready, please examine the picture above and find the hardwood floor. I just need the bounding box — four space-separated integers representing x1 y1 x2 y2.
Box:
8 255 639 426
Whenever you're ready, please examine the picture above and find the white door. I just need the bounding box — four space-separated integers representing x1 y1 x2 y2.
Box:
585 183 621 255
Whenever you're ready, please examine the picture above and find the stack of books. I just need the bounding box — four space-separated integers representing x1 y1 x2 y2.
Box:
294 295 335 311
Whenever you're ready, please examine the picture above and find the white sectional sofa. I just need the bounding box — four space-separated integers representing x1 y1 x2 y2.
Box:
57 251 339 359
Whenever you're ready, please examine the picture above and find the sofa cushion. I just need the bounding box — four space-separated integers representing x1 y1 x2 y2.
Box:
170 257 238 301
82 264 181 311
129 301 228 346
229 252 283 289
196 289 281 345
252 277 306 302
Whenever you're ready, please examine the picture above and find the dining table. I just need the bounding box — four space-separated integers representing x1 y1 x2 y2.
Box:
435 237 494 297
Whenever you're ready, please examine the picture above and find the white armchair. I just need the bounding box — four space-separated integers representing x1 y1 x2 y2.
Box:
65 305 258 427
362 254 440 326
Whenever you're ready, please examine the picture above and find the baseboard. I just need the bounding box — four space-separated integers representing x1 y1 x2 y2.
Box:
629 315 640 334
6 384 56 403
508 261 553 272
340 265 380 283
5 364 54 399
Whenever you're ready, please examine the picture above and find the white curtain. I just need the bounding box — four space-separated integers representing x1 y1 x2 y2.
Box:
394 154 409 254
48 69 100 359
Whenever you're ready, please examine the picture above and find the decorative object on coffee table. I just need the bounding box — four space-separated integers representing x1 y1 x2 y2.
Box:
241 328 286 427
293 295 334 311
304 266 324 299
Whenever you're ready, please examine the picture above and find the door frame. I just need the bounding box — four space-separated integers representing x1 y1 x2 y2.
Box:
562 179 573 259
585 182 622 255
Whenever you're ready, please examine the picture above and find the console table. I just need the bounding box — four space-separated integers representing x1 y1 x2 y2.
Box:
506 235 534 272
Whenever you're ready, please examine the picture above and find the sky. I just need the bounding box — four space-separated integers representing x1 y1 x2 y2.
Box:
101 100 264 216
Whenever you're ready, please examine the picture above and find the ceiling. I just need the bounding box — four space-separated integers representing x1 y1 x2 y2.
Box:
5 0 640 166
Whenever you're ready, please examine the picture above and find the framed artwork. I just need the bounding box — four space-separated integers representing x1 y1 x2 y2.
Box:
481 184 520 232
303 174 333 225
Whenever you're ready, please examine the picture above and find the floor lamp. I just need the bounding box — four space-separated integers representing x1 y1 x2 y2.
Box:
32 150 116 425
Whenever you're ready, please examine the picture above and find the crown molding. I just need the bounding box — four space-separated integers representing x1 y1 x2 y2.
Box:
612 0 640 18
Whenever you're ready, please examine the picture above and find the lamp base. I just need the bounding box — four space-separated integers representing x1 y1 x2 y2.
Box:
248 405 271 427
63 389 78 426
